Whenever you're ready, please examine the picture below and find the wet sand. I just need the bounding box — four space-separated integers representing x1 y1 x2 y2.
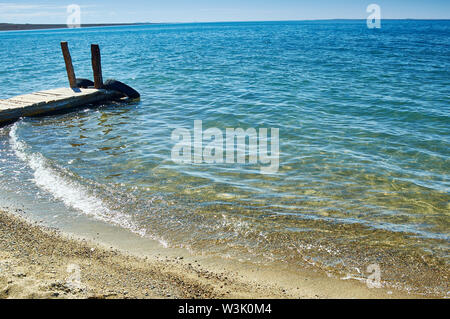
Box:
0 209 430 299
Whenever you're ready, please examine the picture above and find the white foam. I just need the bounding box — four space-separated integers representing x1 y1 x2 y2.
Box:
9 123 147 237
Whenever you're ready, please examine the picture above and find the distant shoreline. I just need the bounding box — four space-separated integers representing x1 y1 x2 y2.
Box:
0 23 152 31
1 19 449 31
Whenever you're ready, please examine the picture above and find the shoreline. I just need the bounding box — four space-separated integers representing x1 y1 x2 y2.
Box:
0 208 284 299
2 20 449 32
0 208 432 299
0 23 152 32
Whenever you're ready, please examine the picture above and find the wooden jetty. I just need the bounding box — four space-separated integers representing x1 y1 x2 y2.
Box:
0 88 122 126
0 42 137 127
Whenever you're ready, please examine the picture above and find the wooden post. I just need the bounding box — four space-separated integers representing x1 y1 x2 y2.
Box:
60 42 77 89
91 44 103 89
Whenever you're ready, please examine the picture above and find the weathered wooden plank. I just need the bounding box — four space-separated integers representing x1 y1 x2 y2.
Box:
91 44 103 89
61 42 77 88
0 100 28 108
0 88 122 126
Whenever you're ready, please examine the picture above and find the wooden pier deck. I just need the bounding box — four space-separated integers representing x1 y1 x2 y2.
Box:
0 88 122 126
0 42 138 126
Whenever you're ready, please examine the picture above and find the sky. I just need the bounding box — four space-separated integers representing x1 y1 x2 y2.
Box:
0 0 449 24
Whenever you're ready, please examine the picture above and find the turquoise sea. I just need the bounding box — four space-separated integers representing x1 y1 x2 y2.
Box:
0 20 449 295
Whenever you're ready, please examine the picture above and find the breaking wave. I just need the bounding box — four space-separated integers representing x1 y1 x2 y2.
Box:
9 122 147 237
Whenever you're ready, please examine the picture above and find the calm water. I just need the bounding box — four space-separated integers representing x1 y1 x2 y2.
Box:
0 21 449 295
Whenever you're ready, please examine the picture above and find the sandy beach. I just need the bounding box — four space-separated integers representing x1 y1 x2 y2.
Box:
0 208 285 299
0 208 432 299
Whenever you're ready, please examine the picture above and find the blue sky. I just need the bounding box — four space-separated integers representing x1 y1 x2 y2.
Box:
0 1 449 24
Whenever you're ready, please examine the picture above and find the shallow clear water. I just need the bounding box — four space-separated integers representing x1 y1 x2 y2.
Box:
0 21 449 295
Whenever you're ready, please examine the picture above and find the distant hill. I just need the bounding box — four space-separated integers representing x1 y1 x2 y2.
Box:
0 23 152 31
